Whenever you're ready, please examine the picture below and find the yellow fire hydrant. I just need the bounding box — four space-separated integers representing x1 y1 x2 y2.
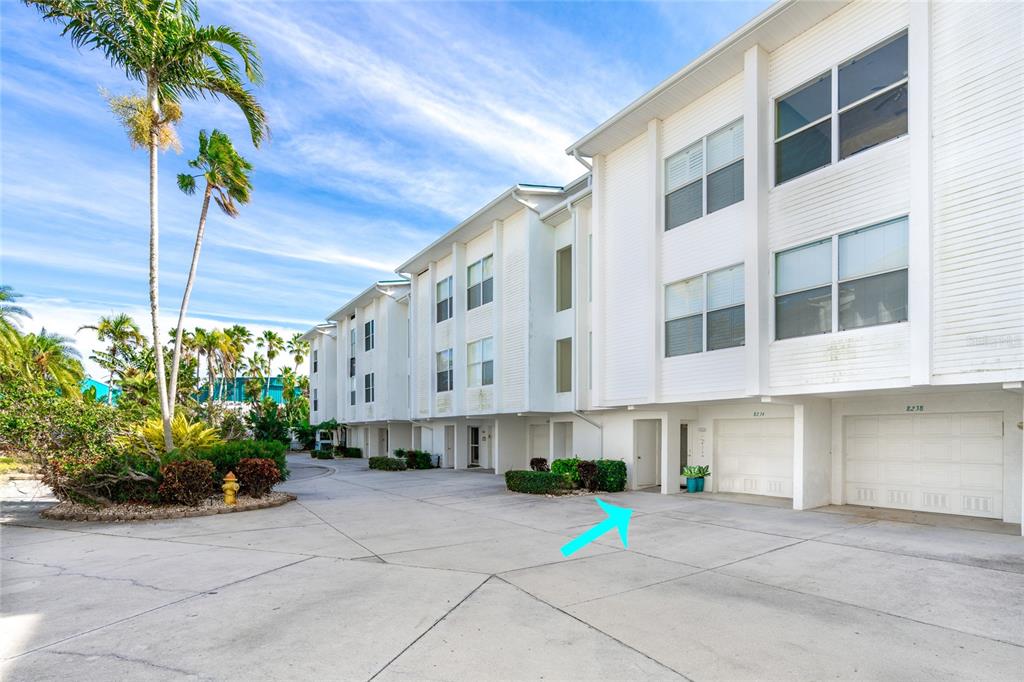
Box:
222 472 240 506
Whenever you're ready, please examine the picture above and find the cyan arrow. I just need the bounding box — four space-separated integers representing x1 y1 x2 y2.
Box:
560 498 633 557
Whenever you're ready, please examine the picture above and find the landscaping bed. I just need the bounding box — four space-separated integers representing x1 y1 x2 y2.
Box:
505 458 627 495
41 491 296 522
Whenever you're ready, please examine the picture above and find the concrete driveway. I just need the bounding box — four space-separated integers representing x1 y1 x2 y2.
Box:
2 455 1023 681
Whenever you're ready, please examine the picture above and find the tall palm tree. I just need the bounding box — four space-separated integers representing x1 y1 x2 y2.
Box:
287 332 309 371
194 327 224 419
25 0 269 451
168 129 253 415
22 328 86 396
79 313 143 404
0 285 31 365
223 324 251 402
246 351 267 401
256 330 283 396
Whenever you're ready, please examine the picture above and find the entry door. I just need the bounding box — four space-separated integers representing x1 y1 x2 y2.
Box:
444 425 455 468
679 424 689 474
379 428 388 457
530 424 550 462
635 419 660 487
468 426 481 466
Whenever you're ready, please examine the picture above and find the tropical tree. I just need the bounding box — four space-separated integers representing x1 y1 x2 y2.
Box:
168 129 253 416
25 0 269 452
0 285 30 365
79 313 144 404
245 351 266 401
194 327 224 419
20 329 86 396
222 324 251 403
256 330 283 396
287 332 309 371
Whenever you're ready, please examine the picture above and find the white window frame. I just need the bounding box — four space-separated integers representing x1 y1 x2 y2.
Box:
312 349 318 374
364 319 375 351
313 388 318 412
555 337 573 393
555 245 573 312
665 263 745 357
664 118 744 231
364 372 375 403
436 276 453 323
466 337 493 387
436 348 453 393
467 255 494 310
772 29 909 186
348 375 356 406
771 215 910 341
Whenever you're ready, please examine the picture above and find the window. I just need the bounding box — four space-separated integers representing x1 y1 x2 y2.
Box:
467 337 494 387
556 246 572 311
363 373 375 403
666 265 745 356
313 388 318 412
774 32 908 185
467 255 493 309
349 326 356 351
556 338 572 393
436 276 452 323
312 349 318 373
665 119 744 231
348 375 356 406
348 356 355 378
707 265 745 351
364 320 375 351
774 217 908 340
436 349 453 392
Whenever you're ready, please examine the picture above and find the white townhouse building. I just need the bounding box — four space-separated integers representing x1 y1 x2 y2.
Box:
303 323 337 430
567 0 1023 527
304 0 1023 531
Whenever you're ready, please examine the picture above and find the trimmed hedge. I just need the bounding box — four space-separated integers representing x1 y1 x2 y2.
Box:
596 459 627 492
550 457 581 485
203 440 289 481
342 447 363 458
313 450 335 460
505 470 573 494
368 456 406 471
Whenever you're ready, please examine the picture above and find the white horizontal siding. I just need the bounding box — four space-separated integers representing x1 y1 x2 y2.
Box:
661 73 744 158
465 305 492 342
930 0 1024 381
769 323 911 392
768 1 909 97
465 386 494 413
660 346 746 401
415 271 431 417
661 202 745 284
600 132 653 405
501 212 528 411
466 228 494 264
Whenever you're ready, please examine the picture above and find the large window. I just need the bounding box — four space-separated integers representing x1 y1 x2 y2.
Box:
364 320 375 351
775 217 908 340
436 349 453 392
665 119 744 231
775 31 908 185
467 255 494 309
556 338 572 393
312 349 318 374
363 373 375 403
436 276 452 323
666 265 745 356
467 337 493 387
556 246 572 311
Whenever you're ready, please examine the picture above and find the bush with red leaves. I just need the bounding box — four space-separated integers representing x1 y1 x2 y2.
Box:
236 457 281 498
158 460 216 506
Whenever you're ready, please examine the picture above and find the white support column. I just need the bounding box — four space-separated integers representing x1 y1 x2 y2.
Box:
590 155 605 409
793 398 832 510
743 44 770 396
660 412 680 495
452 243 467 417
647 118 663 405
454 419 468 470
492 219 504 411
908 1 933 386
427 262 438 420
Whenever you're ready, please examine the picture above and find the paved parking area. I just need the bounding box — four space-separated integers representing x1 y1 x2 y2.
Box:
2 455 1023 680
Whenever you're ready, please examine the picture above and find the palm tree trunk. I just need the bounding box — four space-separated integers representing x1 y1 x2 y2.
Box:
207 358 215 422
147 80 173 452
168 183 213 419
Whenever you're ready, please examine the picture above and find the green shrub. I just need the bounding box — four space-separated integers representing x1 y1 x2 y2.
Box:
577 460 599 492
505 470 573 494
202 440 289 481
394 448 408 459
291 421 317 450
313 450 334 460
368 456 406 471
218 410 248 441
245 398 290 445
158 459 216 506
551 457 581 485
236 457 282 498
413 450 433 469
343 447 363 458
596 459 627 492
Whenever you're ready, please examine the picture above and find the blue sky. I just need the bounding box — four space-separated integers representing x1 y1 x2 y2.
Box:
1 0 768 377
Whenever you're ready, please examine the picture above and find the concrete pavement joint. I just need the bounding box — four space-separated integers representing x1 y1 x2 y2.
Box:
294 500 385 563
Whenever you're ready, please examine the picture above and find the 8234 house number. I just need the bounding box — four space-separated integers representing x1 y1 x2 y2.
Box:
905 405 924 412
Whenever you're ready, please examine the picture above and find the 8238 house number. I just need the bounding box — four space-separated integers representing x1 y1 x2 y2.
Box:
905 405 924 412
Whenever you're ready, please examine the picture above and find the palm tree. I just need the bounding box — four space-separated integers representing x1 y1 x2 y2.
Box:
168 130 253 416
194 327 224 419
287 332 309 371
223 324 251 402
246 351 267 401
79 313 143 404
22 329 85 396
256 330 283 396
0 285 31 365
25 0 269 452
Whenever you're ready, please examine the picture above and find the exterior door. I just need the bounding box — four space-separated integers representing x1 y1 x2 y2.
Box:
716 418 794 497
444 425 455 468
468 426 481 466
634 419 660 487
845 412 1003 518
530 424 550 462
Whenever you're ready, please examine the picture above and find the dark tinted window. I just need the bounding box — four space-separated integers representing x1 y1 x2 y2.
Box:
839 33 908 108
665 315 702 356
707 160 744 213
839 83 908 159
707 306 745 350
775 286 832 340
666 180 702 230
776 74 831 138
775 120 831 184
838 269 908 331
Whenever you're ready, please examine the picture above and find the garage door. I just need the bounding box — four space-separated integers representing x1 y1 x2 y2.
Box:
845 412 1003 518
715 419 794 497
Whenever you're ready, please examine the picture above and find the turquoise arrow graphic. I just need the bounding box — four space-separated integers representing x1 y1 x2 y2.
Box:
560 498 633 557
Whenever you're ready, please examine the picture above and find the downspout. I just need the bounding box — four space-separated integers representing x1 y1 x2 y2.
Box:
511 191 538 212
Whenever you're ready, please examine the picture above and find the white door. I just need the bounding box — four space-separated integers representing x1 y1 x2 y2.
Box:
715 418 794 497
529 424 550 462
444 425 455 468
845 412 1003 518
634 419 660 487
468 426 481 466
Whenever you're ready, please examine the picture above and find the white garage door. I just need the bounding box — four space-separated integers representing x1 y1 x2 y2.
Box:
715 419 794 497
845 412 1003 519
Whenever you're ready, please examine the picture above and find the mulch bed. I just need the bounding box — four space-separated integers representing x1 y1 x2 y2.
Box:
41 491 296 522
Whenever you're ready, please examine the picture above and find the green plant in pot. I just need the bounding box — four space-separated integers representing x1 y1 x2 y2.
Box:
683 465 710 493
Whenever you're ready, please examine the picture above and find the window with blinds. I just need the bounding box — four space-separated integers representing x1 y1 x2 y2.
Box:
665 119 744 231
666 264 745 356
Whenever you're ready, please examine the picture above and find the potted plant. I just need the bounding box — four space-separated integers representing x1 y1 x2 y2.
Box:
682 465 710 493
